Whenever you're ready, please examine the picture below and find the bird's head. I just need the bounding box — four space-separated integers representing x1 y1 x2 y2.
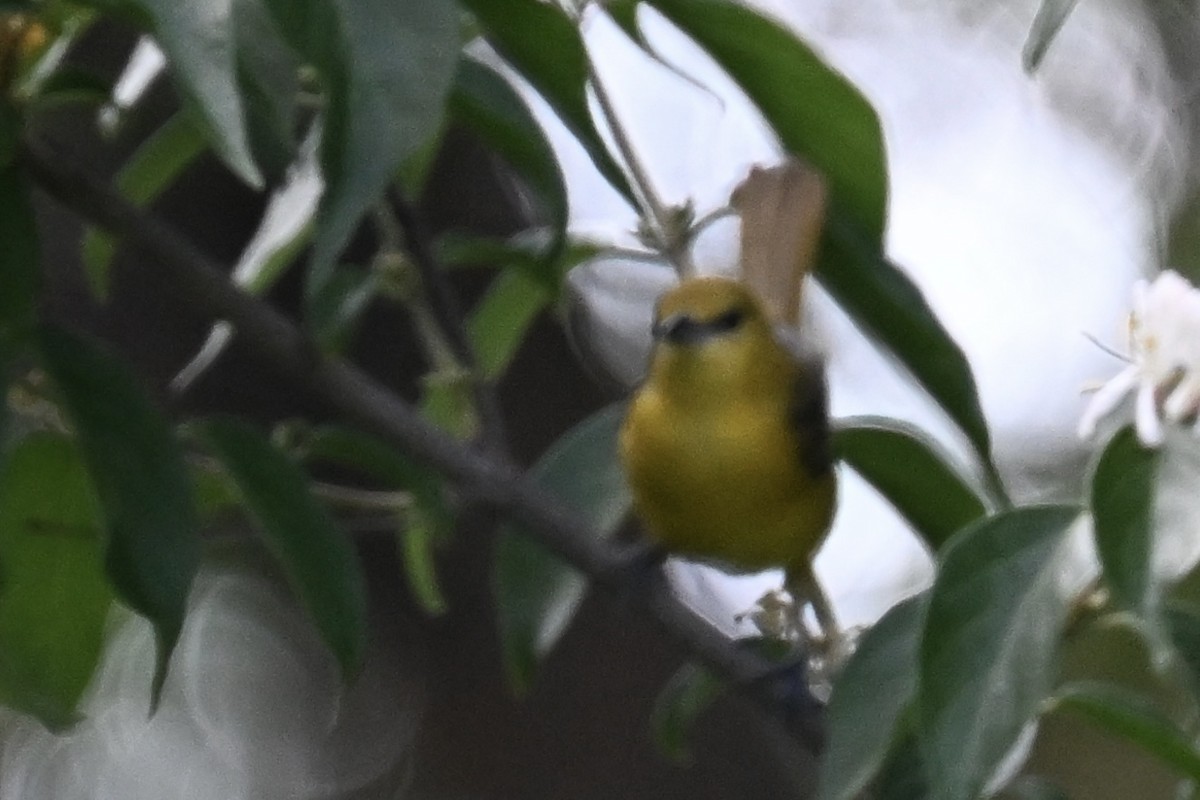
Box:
648 276 785 399
652 276 768 348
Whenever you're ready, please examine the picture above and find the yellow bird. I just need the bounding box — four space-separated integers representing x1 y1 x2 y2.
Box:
618 275 838 639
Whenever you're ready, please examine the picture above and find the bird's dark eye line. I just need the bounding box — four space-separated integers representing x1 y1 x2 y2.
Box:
653 307 748 344
711 308 745 331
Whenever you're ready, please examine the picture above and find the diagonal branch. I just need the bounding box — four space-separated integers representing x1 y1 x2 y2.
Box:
20 137 825 752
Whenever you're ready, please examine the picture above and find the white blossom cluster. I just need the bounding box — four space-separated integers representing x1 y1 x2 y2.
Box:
1079 270 1200 447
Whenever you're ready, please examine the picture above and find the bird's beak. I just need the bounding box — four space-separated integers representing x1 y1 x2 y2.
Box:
652 313 683 342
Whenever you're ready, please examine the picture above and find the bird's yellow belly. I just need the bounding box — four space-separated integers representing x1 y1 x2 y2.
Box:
620 393 835 572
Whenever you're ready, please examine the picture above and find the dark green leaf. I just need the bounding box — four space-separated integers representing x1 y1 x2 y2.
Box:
1091 425 1161 616
309 267 378 353
460 0 636 206
834 417 987 552
819 594 927 800
1002 775 1070 800
450 59 568 281
604 1 719 100
38 325 200 705
82 113 207 299
0 164 39 337
124 0 261 186
297 423 451 614
0 99 18 165
645 0 885 242
25 67 112 109
437 232 605 289
198 417 368 678
495 404 630 691
874 732 930 800
651 662 724 762
819 225 995 485
299 424 451 538
1051 680 1200 782
1022 0 1080 72
919 505 1080 800
0 432 113 729
301 0 457 301
232 0 299 179
1166 604 1200 698
467 268 549 378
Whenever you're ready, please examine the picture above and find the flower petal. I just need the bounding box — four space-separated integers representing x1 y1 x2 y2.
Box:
1077 365 1139 439
1135 380 1164 447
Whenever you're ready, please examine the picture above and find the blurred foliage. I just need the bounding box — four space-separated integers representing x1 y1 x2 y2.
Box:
0 2 1196 800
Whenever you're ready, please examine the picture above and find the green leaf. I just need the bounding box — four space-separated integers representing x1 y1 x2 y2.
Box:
834 417 987 552
874 732 930 800
1002 776 1070 800
1165 604 1200 698
467 268 549 379
296 423 452 614
644 0 885 242
459 0 636 207
603 2 719 101
1051 680 1200 782
37 325 200 706
0 98 19 166
232 0 300 179
650 662 725 762
296 0 458 301
198 417 368 678
0 164 39 338
918 505 1081 800
1022 0 1080 72
818 594 927 800
82 113 208 299
399 507 447 616
309 267 378 353
1090 425 1161 616
450 58 569 281
25 66 112 109
0 432 114 730
124 0 262 186
299 425 451 537
819 226 995 488
495 403 630 692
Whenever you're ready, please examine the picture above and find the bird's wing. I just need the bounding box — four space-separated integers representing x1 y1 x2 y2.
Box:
788 353 834 479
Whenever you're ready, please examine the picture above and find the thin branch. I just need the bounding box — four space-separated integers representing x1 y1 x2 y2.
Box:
20 138 825 752
385 187 509 457
585 51 696 277
310 481 413 513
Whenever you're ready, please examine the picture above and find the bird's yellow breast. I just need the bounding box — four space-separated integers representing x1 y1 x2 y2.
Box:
620 380 835 573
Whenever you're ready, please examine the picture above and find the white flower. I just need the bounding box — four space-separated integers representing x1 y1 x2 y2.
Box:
1079 270 1200 446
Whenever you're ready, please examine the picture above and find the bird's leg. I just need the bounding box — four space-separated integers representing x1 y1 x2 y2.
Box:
785 564 853 693
784 563 837 642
